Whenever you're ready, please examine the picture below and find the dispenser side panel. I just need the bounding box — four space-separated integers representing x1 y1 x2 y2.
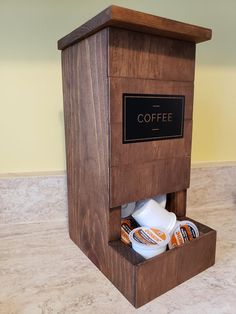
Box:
61 28 138 304
61 28 110 269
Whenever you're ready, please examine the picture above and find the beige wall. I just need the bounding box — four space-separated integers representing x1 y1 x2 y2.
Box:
0 0 235 174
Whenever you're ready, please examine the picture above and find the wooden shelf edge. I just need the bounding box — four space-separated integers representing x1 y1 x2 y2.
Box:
108 216 216 307
58 5 212 50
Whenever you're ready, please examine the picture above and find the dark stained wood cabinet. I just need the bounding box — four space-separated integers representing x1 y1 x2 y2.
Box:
58 5 216 307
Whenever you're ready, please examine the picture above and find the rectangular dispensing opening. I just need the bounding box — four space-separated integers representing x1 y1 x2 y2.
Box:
109 190 187 241
109 215 216 267
108 190 216 268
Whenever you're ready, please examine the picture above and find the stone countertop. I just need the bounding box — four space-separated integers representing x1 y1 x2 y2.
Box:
1 206 236 314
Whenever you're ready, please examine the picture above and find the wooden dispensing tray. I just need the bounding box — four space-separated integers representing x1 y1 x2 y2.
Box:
58 5 216 308
110 216 216 307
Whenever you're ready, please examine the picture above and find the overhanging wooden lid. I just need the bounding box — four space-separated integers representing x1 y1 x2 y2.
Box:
58 5 212 50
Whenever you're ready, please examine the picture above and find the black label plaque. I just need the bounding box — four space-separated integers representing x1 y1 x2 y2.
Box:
123 94 185 143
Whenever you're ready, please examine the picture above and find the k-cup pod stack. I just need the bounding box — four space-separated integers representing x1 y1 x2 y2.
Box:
126 197 200 259
132 199 176 234
127 198 175 259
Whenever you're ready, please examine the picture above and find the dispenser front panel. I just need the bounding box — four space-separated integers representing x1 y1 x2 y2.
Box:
109 77 193 207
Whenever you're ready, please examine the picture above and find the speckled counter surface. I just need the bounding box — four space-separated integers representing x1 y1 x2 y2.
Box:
1 205 236 314
1 166 236 314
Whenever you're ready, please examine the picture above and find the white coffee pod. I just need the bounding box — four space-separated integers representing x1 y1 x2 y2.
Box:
135 198 151 209
129 227 170 259
121 202 136 218
136 194 167 209
132 199 176 234
153 194 167 208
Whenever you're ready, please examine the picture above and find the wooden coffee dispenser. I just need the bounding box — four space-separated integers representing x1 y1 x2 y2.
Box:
58 6 216 308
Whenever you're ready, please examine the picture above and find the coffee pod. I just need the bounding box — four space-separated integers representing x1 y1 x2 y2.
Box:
121 202 136 218
129 227 170 259
168 220 199 249
153 194 167 208
132 199 176 234
136 194 166 209
121 218 140 245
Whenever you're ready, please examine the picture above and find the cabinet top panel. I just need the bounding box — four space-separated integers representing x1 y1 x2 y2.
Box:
58 5 212 50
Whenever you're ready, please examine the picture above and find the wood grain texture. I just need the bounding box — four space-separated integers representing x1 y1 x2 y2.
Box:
111 120 192 166
60 11 216 308
58 5 212 50
109 28 196 81
61 29 110 270
106 247 136 304
111 120 192 165
166 190 187 217
61 28 144 304
108 207 121 241
109 75 193 206
110 77 194 123
135 222 216 307
110 157 191 207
